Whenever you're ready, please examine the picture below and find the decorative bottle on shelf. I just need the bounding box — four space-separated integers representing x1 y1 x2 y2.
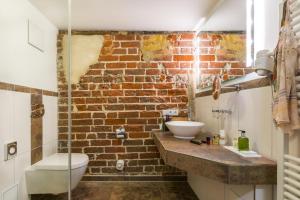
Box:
238 130 249 151
162 115 170 132
219 130 226 146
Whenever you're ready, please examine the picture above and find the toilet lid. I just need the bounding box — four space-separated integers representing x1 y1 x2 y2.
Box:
33 153 89 170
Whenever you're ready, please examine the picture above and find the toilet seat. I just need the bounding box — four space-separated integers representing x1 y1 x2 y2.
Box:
32 153 89 171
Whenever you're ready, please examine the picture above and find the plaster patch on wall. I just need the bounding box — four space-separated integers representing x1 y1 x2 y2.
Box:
141 35 173 61
63 35 104 84
215 34 246 61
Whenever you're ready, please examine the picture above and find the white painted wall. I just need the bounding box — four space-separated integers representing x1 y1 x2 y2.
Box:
188 1 300 199
0 0 59 199
190 87 278 200
254 0 280 56
0 0 58 92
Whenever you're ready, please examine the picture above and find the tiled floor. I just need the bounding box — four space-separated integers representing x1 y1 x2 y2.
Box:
31 181 198 200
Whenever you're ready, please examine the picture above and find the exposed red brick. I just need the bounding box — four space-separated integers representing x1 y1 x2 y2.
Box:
121 41 140 48
84 147 103 153
127 119 147 124
200 55 215 62
122 83 142 89
98 55 119 61
92 112 106 118
104 104 124 111
72 126 91 132
120 55 140 61
105 119 125 125
72 140 89 147
140 153 160 159
173 55 194 61
72 119 93 126
127 146 147 152
168 89 187 96
143 83 154 89
125 69 145 75
56 31 213 177
124 166 143 173
140 111 161 118
129 132 150 138
112 140 122 145
103 90 123 96
180 33 195 40
126 63 137 68
124 104 145 110
125 90 156 96
112 48 127 54
118 112 139 118
138 159 158 165
115 34 135 40
71 91 90 97
119 97 139 103
90 140 111 146
118 153 138 159
177 41 193 47
128 48 138 54
154 83 173 89
146 69 161 75
104 70 123 76
92 126 112 132
106 63 127 69
105 147 125 153
124 125 144 132
89 161 107 166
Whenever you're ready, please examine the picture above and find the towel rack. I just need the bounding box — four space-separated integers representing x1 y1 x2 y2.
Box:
281 3 300 200
283 154 300 199
290 0 300 40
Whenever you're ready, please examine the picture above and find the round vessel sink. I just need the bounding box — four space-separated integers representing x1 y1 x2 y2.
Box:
165 121 205 139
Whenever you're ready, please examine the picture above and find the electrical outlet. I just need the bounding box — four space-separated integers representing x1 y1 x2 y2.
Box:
162 109 179 116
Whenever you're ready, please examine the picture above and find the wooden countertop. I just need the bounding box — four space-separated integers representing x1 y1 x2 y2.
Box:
154 131 277 185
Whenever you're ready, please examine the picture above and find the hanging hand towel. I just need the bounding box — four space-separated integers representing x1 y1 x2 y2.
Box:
273 0 300 134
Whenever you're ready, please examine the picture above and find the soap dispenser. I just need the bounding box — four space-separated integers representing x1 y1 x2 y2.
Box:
238 130 249 151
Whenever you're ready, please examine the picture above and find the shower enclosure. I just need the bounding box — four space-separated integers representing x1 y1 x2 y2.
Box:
0 0 73 199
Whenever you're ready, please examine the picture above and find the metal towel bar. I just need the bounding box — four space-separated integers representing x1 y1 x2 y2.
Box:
283 154 300 199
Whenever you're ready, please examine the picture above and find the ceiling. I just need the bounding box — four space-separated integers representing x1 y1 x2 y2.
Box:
29 0 246 31
202 0 246 31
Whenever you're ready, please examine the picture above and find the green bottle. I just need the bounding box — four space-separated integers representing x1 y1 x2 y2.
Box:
238 130 249 151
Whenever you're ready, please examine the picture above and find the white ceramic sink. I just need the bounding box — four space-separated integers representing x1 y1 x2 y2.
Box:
166 121 205 139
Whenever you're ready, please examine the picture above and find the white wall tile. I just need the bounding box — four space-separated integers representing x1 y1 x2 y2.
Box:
14 152 30 200
13 92 31 155
0 159 14 193
43 141 57 158
0 91 14 162
43 96 58 146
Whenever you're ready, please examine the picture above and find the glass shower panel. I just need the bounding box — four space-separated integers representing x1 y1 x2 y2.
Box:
0 0 69 199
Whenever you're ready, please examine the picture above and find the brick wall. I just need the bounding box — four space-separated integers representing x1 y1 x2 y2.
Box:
57 32 195 178
198 32 248 89
57 31 247 178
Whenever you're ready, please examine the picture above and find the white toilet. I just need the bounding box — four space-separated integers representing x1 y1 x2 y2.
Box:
25 153 89 195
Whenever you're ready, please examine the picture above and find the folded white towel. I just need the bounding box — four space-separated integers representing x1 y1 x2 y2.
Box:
255 50 274 76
